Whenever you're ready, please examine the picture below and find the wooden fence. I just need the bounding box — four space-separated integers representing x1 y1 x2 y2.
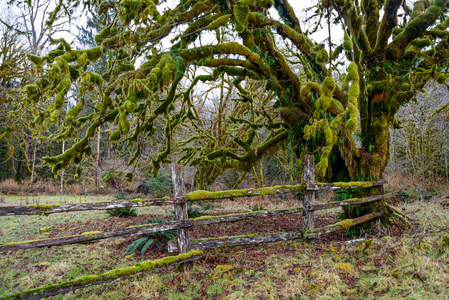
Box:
0 156 385 299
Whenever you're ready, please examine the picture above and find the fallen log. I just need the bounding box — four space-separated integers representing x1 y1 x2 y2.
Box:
0 197 187 216
306 180 385 191
168 212 383 252
309 195 384 211
169 231 301 252
0 250 202 300
308 212 383 237
0 207 303 251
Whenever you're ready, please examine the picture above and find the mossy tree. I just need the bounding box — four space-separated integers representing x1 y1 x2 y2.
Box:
1 0 78 181
23 0 449 218
390 81 449 179
0 18 33 180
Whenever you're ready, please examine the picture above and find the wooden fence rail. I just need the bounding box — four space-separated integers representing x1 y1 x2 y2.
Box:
0 181 384 216
0 178 385 252
0 250 203 300
1 158 386 298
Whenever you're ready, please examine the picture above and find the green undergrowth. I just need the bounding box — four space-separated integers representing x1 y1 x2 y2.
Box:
1 190 448 299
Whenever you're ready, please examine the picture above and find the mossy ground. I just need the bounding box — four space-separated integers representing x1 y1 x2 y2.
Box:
1 182 448 299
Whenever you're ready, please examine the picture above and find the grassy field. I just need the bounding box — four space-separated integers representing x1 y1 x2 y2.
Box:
1 177 448 299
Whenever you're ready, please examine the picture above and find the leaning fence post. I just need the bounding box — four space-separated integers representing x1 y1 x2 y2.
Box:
172 164 192 271
303 155 315 231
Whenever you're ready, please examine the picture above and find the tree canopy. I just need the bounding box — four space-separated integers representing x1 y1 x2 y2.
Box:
20 0 449 186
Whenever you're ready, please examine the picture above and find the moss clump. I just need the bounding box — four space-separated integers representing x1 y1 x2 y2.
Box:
233 0 250 33
81 231 103 236
258 0 274 9
300 82 321 102
334 219 353 230
437 74 449 84
28 54 43 66
343 31 353 51
334 262 354 272
186 184 304 201
206 14 232 30
442 235 449 247
125 172 133 182
86 47 102 61
315 77 336 116
26 84 39 102
345 103 358 132
316 49 329 64
110 130 121 142
39 226 54 233
329 181 378 188
214 264 234 273
1 238 50 247
26 204 61 210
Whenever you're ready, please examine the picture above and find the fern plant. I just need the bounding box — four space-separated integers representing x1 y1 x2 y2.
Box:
333 188 356 201
126 218 175 256
105 207 137 218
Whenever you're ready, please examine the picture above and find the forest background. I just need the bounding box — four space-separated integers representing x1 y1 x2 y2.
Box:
0 0 448 197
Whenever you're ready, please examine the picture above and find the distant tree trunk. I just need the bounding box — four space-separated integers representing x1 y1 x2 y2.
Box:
60 141 64 194
30 142 36 183
96 126 100 193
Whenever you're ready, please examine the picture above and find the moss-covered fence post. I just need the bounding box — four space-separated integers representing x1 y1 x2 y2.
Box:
172 164 193 271
303 155 315 230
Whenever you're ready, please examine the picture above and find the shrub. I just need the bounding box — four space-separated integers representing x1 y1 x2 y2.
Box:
126 218 175 255
101 167 123 190
248 203 265 211
143 169 172 198
105 207 137 218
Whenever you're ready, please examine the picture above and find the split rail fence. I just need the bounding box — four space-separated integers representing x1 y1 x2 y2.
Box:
0 156 385 299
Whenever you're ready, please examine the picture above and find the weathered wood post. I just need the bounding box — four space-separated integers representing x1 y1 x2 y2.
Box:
303 155 315 231
172 164 192 271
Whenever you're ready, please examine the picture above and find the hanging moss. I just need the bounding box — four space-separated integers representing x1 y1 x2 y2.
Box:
86 47 102 61
161 59 177 86
316 49 329 64
258 0 274 9
25 84 39 102
74 166 83 181
329 98 344 115
110 130 121 142
345 103 358 132
233 0 251 33
314 76 336 117
343 31 353 51
206 14 232 30
83 71 103 85
28 54 43 67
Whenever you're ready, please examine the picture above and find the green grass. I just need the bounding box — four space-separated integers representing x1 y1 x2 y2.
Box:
2 194 114 205
1 191 449 299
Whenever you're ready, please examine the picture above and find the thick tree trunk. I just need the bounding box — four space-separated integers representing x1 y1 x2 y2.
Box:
96 126 101 193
